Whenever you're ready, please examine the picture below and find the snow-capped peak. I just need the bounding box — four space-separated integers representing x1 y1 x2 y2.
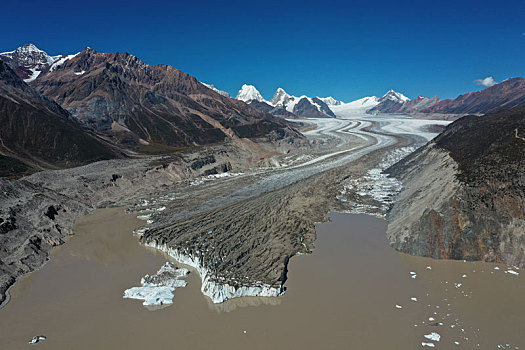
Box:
270 87 292 107
380 89 410 103
201 82 231 98
0 43 59 67
236 84 265 102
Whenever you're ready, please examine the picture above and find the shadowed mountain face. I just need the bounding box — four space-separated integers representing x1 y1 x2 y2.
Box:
247 100 297 119
30 48 297 149
0 61 120 176
387 107 525 266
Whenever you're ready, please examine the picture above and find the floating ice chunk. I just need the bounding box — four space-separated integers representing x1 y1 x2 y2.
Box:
424 332 441 342
422 342 435 347
124 262 189 307
137 213 153 220
124 285 174 306
395 304 403 309
133 227 147 236
28 335 47 344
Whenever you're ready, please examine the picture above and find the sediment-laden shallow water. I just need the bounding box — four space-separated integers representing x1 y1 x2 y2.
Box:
0 208 522 349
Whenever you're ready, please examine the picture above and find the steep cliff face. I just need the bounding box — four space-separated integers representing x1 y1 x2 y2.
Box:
387 107 525 266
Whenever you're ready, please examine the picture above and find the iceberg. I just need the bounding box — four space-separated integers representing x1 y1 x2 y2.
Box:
123 262 189 307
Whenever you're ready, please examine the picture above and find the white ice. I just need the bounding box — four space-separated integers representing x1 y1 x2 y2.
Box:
424 332 441 342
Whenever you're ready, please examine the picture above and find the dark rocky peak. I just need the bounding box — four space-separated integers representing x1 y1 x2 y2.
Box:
311 97 336 117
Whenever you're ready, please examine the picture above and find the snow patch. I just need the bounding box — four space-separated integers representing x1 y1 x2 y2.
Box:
24 68 41 83
49 52 80 71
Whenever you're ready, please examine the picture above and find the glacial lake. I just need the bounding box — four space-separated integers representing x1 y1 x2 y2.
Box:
0 208 523 349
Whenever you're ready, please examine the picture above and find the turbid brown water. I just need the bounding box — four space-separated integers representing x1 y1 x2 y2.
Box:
0 208 523 349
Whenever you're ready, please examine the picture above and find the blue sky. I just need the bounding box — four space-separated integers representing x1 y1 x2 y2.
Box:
1 0 523 101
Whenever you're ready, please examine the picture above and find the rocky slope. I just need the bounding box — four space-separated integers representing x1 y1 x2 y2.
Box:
201 82 231 98
366 78 525 119
369 95 439 115
421 77 525 115
0 60 120 176
387 107 525 266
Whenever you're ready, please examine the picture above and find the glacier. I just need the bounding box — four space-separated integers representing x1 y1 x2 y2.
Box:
144 241 284 303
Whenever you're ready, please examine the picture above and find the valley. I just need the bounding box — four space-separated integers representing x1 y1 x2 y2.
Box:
0 37 523 350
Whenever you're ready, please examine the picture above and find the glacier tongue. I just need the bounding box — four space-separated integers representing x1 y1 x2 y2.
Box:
144 241 284 303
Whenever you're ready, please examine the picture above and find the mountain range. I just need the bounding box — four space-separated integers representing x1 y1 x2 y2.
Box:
1 43 524 177
0 44 300 175
235 84 337 119
231 79 525 120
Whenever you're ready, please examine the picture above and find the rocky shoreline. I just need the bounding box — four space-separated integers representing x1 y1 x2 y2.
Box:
0 136 303 306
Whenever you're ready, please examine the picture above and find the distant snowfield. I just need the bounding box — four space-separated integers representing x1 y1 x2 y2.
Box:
330 96 380 116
